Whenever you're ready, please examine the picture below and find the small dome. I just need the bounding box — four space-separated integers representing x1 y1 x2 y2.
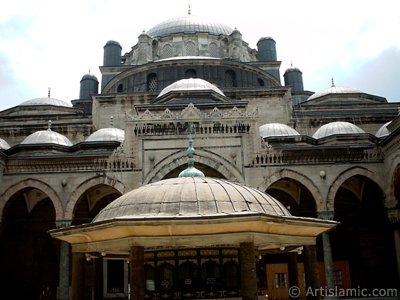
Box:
21 129 73 146
0 138 10 150
104 40 122 48
80 73 98 82
93 177 291 223
147 15 233 38
308 86 362 101
376 122 391 138
284 67 302 75
313 121 365 139
258 36 275 43
259 123 300 138
86 128 125 142
157 78 225 98
19 97 71 107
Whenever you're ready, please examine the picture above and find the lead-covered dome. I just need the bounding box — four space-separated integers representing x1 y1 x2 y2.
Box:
93 177 291 222
259 123 300 138
19 97 71 107
307 86 362 101
375 121 391 138
21 129 73 146
0 138 10 150
313 121 365 139
86 128 125 142
147 15 233 38
157 78 225 98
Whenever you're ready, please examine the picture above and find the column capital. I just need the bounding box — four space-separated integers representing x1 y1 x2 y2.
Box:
386 208 400 225
317 210 334 220
56 219 72 229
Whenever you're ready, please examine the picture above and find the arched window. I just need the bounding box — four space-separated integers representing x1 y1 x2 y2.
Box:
145 265 155 291
225 70 237 87
147 73 158 91
209 43 218 57
185 41 196 56
223 260 239 289
157 262 175 291
185 69 197 78
178 261 198 291
161 44 173 59
258 78 265 86
201 260 221 291
117 84 123 93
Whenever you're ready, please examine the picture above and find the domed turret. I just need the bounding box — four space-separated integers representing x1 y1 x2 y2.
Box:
79 73 99 100
103 40 122 67
257 37 277 62
284 67 304 93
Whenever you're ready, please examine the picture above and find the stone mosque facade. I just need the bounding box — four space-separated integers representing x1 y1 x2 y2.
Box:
0 12 400 300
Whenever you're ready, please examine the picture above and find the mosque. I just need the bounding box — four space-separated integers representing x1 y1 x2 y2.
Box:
0 10 399 300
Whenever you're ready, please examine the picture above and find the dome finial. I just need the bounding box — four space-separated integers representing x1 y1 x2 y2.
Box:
48 120 52 131
188 4 191 15
179 123 205 178
331 77 335 87
110 116 114 127
48 87 51 98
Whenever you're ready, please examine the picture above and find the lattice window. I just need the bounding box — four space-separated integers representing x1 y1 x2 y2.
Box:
185 41 196 56
274 273 287 288
209 43 218 57
161 44 173 59
147 73 158 91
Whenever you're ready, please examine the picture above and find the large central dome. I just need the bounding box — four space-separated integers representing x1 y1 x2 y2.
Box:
147 15 233 38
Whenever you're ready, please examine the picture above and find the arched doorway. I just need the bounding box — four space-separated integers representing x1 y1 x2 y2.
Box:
0 188 58 299
332 175 398 289
72 184 122 299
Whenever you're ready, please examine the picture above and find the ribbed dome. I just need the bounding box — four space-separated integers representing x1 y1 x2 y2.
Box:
313 121 365 139
86 128 125 142
259 123 300 138
21 129 73 146
147 15 233 38
80 73 98 82
19 97 72 107
0 138 10 150
308 86 362 101
93 177 291 223
376 121 391 138
158 78 224 98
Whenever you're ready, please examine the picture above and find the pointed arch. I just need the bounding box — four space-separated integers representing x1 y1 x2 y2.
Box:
260 169 323 210
143 150 244 184
0 178 63 221
64 176 125 220
327 166 383 211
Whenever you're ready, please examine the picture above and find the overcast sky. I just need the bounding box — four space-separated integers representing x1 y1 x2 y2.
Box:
1 0 399 111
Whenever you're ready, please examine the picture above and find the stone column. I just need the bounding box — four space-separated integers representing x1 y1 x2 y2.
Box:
322 233 334 290
303 245 321 300
393 227 400 285
288 252 299 300
240 242 258 300
71 252 85 300
130 246 145 300
58 241 70 300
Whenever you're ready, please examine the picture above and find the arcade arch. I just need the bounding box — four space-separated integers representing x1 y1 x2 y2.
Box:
0 186 59 299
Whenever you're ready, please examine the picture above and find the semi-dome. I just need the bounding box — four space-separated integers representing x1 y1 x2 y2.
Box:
86 127 125 142
376 121 391 138
21 129 73 146
0 138 10 150
93 177 291 223
147 15 233 38
19 97 72 107
307 85 362 101
313 121 365 139
259 123 300 138
157 78 225 98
